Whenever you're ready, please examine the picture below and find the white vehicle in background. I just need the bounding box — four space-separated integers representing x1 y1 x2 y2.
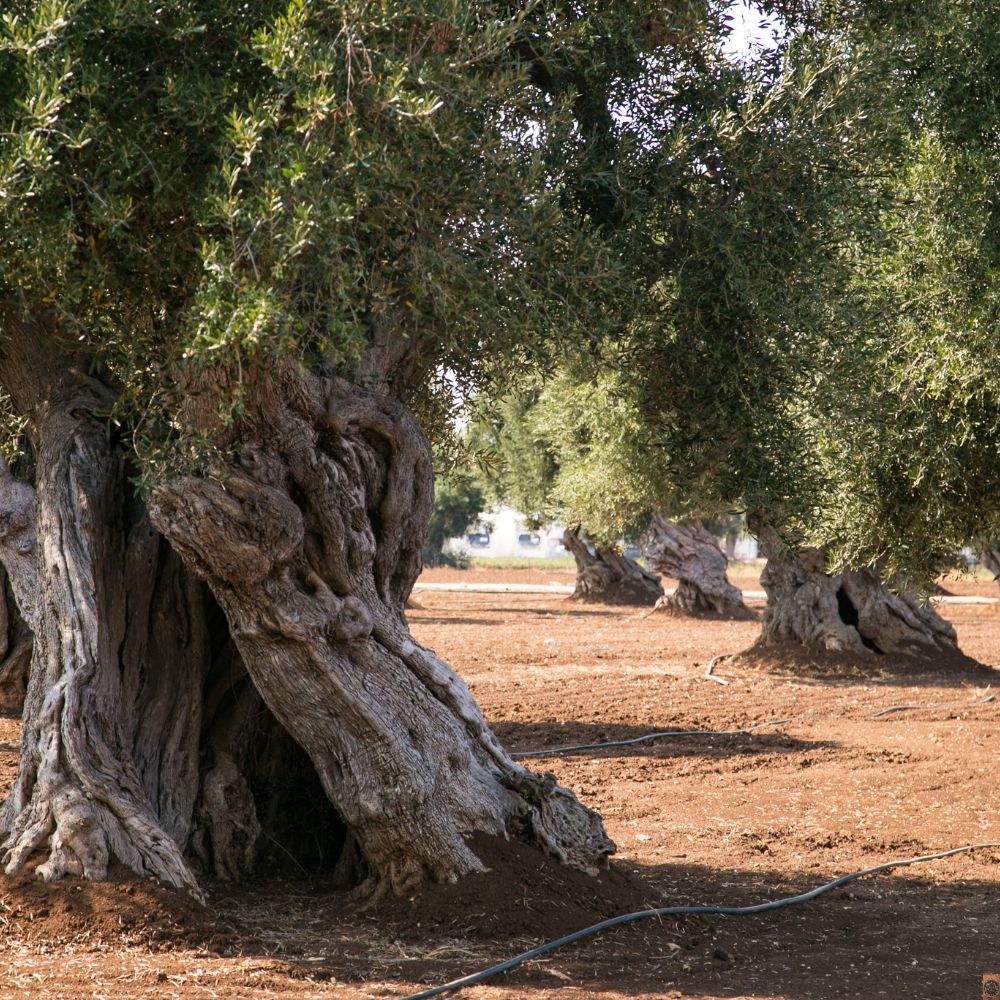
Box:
446 506 566 560
447 506 760 562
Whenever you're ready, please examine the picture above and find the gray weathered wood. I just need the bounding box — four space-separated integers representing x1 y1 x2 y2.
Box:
150 368 615 892
979 546 1000 593
0 377 200 893
641 516 751 618
0 317 362 892
753 521 957 657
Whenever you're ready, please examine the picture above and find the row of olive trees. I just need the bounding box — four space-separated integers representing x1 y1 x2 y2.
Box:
0 0 998 902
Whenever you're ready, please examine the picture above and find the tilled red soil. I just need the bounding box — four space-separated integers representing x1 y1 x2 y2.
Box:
0 566 998 999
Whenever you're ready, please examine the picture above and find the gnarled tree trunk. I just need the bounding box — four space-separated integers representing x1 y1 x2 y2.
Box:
0 378 201 891
0 325 378 892
0 319 613 895
561 526 663 606
149 371 615 893
753 522 957 658
641 515 751 618
0 400 363 888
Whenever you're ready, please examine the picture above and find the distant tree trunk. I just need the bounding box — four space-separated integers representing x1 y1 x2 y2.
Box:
752 521 957 657
978 545 1000 594
149 370 615 893
560 526 663 606
641 515 752 618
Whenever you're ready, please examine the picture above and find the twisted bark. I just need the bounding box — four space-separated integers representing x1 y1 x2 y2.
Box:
150 371 614 892
641 515 751 618
0 415 354 887
561 526 663 606
0 379 200 891
0 310 613 894
753 522 957 658
0 318 363 891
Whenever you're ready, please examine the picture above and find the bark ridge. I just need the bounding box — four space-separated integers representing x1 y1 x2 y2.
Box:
149 371 615 892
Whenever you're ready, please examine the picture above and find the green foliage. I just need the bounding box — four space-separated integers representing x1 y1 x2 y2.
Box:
0 391 27 465
626 35 893 525
0 0 625 469
471 364 699 548
6 0 1000 590
468 389 555 526
797 3 1000 580
421 471 485 567
472 10 897 553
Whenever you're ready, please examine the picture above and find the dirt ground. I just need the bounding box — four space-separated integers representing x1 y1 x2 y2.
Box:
1 564 998 999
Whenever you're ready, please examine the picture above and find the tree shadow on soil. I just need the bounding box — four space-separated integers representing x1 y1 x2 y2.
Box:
241 843 1000 1000
492 720 834 760
733 643 1000 690
0 836 995 999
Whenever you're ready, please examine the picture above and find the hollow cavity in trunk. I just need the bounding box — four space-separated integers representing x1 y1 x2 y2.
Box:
752 522 957 658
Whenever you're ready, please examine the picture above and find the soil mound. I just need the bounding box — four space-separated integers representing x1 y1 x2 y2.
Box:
370 834 658 942
733 642 1000 685
0 861 220 949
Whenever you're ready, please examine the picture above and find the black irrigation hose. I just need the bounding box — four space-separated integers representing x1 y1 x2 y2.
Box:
400 842 1000 1000
509 716 805 759
867 692 996 719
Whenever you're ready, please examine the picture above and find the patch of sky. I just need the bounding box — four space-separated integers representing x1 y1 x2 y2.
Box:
722 0 783 62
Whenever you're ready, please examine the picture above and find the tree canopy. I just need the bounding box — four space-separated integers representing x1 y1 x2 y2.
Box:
0 0 633 467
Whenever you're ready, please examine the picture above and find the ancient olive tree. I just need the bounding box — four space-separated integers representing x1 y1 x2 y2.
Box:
731 3 1000 658
470 384 663 605
748 520 957 657
0 0 696 892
